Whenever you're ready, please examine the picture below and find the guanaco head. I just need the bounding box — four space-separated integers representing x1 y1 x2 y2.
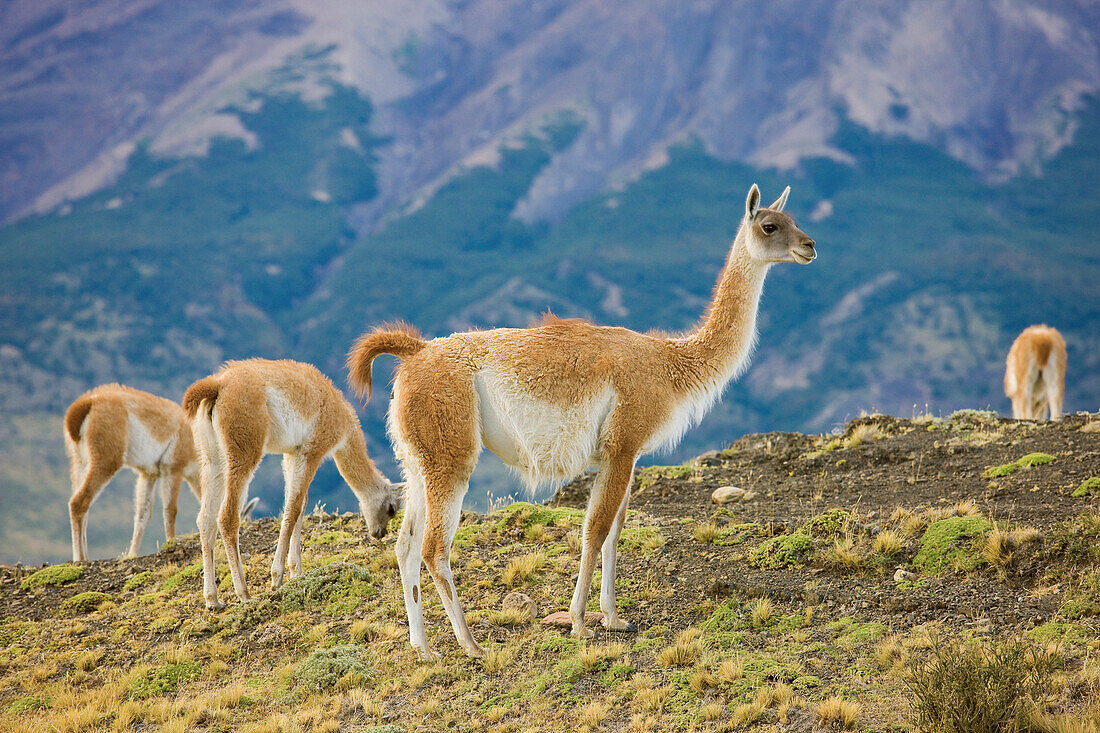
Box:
356 480 400 540
741 184 816 265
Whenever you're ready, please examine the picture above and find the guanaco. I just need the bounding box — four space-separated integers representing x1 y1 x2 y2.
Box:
1005 324 1066 420
65 384 200 562
183 358 398 609
347 185 815 658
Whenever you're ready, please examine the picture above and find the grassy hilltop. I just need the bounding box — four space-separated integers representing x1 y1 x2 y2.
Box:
2 412 1099 731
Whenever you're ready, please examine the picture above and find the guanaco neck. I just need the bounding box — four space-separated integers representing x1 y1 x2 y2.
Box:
335 425 389 496
671 227 770 389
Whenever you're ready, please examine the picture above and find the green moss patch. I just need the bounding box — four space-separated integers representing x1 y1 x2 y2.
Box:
304 530 359 547
1072 477 1100 498
161 562 203 594
1016 452 1055 468
799 509 852 537
749 532 813 569
619 526 666 554
20 565 82 590
127 661 201 699
913 516 992 573
60 591 112 613
5 696 49 714
123 571 153 592
493 502 583 529
295 644 371 692
983 452 1057 479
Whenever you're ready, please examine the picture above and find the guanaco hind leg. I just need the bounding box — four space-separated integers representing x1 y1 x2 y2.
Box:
126 472 159 558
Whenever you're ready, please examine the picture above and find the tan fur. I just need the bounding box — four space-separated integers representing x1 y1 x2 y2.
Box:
1005 325 1067 420
185 358 397 609
64 384 200 562
348 184 815 659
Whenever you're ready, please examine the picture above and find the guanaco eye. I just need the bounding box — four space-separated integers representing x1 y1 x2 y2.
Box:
761 223 778 235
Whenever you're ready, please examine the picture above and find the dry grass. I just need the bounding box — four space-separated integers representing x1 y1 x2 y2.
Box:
693 522 720 543
901 513 928 537
983 529 1015 567
731 701 764 726
481 647 515 673
349 619 403 643
718 657 745 683
846 423 884 447
657 635 702 668
576 700 610 730
689 667 719 693
502 552 546 587
749 596 773 627
826 536 862 569
579 642 628 673
698 701 725 721
873 530 904 556
817 696 861 729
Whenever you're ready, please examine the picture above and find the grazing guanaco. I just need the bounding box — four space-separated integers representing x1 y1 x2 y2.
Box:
347 185 816 659
183 359 398 609
1005 324 1067 420
65 384 200 562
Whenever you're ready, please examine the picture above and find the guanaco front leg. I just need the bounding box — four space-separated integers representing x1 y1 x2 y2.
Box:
271 453 322 588
600 485 636 632
570 454 635 639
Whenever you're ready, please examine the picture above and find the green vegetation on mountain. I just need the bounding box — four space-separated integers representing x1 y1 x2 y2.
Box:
1 77 1098 562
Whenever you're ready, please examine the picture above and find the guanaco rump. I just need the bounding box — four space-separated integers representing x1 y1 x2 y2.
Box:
348 184 816 659
1005 325 1066 420
65 384 202 562
183 359 398 609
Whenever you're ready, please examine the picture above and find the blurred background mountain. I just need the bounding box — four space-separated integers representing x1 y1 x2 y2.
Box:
2 0 1098 563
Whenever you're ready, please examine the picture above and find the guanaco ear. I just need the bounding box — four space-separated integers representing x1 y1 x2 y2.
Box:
745 184 761 220
769 186 790 212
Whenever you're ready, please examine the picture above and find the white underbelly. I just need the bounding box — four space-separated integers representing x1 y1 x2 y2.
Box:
263 387 317 453
475 370 615 490
124 416 172 473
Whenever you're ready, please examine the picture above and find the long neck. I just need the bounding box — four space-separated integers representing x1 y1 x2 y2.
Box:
334 424 388 498
674 229 770 387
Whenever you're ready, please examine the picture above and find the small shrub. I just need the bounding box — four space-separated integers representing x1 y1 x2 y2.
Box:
294 645 370 692
905 637 1056 733
20 565 82 590
749 532 812 569
5 696 49 714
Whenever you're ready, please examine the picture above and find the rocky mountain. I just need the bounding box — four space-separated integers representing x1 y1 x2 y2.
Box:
4 0 1100 225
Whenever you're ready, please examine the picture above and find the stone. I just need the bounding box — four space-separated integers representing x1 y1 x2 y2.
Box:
711 486 753 504
540 611 605 628
501 591 537 621
893 567 917 583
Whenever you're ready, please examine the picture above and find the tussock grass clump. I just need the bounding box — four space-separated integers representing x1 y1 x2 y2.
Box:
576 700 610 730
718 657 744 683
689 667 719 693
698 701 725 721
693 522 720 543
578 642 628 673
873 530 905 556
657 631 703 668
817 696 861 729
349 619 403 643
20 564 82 590
905 637 1057 733
502 552 546 587
481 647 515 673
749 596 773 626
826 536 862 570
983 529 1016 568
846 423 884 447
732 702 764 725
